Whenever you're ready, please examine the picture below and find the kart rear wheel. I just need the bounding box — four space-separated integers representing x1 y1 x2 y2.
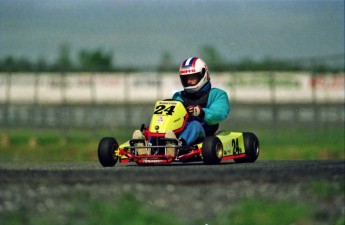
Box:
98 137 119 167
234 132 259 163
202 136 223 165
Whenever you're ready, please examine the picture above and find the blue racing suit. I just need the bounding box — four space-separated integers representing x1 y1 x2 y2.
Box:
172 82 230 145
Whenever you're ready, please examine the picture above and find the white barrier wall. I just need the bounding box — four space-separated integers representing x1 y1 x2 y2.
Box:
0 72 344 104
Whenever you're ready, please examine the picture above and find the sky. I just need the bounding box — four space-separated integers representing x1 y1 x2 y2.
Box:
0 0 344 68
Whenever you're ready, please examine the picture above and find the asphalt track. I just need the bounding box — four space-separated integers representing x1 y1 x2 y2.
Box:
1 160 344 224
1 160 344 185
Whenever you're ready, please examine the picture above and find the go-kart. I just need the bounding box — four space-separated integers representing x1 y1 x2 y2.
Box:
98 100 260 167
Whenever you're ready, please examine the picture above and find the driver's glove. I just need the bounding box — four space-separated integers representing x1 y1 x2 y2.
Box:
186 105 205 118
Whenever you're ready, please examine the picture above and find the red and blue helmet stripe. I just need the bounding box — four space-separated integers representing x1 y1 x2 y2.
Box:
181 57 198 69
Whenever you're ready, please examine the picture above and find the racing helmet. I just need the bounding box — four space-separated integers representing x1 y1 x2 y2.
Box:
179 57 210 93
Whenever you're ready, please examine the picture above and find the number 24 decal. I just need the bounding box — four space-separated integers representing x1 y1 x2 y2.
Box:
232 138 242 154
154 105 175 115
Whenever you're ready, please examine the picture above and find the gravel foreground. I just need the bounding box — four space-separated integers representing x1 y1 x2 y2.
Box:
0 160 344 224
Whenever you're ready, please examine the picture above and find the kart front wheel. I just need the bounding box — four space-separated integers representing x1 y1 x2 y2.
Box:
202 136 223 165
98 137 119 167
234 132 259 163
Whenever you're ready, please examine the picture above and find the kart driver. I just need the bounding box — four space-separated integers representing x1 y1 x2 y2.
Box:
133 57 230 155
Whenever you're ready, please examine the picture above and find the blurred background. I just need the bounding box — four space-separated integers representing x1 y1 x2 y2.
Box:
0 0 344 160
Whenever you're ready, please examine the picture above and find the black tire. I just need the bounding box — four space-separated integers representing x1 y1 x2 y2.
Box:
202 136 223 165
98 137 119 167
234 132 259 163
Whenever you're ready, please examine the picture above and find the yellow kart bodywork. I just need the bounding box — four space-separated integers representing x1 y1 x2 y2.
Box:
98 100 259 166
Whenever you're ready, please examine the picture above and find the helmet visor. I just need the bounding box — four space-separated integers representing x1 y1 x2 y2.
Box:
180 72 204 87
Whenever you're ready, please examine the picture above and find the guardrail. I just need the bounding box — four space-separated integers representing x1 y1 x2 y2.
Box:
0 102 343 130
0 72 344 104
0 72 344 130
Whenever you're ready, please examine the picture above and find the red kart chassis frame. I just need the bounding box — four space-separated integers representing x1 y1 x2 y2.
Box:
116 137 246 165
